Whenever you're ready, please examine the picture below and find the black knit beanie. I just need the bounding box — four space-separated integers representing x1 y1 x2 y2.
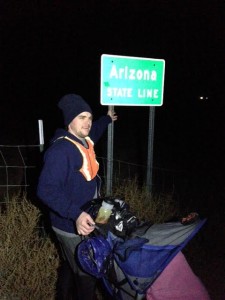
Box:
58 94 92 126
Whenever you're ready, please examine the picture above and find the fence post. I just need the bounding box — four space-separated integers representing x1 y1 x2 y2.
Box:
38 120 44 152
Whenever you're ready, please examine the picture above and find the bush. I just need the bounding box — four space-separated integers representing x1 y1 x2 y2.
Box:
111 178 179 223
0 180 179 299
0 195 59 300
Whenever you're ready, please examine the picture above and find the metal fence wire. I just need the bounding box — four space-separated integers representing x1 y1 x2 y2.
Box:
0 145 41 200
0 145 188 202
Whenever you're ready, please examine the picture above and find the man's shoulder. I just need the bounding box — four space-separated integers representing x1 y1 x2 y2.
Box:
46 136 75 155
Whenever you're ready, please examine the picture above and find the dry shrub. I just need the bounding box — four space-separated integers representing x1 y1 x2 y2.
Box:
112 178 179 223
0 195 59 300
0 180 179 299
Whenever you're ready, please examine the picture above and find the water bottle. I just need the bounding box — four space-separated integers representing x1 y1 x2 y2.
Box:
95 199 114 224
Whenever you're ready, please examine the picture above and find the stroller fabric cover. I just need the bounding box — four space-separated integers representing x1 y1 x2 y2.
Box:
102 219 207 299
77 198 210 299
146 251 210 300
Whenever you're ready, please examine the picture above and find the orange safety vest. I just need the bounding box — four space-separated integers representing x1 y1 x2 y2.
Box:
64 136 99 181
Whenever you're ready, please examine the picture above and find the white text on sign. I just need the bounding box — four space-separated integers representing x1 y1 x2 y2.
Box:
107 88 159 98
109 65 157 81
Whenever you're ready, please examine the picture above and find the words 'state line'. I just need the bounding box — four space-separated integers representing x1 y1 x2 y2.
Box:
107 87 159 98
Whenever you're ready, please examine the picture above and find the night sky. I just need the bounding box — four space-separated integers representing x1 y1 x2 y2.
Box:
1 1 225 199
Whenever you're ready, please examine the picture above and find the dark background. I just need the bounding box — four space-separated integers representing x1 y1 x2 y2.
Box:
1 1 224 206
1 3 225 298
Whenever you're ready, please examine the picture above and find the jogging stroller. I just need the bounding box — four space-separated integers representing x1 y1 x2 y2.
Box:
78 198 207 300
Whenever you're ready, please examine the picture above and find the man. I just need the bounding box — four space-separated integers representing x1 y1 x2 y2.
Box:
37 93 117 299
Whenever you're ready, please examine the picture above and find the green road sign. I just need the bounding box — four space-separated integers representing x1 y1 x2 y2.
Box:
101 54 165 106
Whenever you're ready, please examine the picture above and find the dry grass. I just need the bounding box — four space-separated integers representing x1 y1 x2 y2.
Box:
0 181 222 299
111 178 179 223
0 180 183 299
0 195 59 300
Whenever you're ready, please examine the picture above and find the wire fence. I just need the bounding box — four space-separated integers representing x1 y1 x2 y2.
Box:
0 145 41 201
0 144 189 203
98 156 188 195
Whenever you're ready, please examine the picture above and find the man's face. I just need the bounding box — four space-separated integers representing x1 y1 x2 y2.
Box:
68 112 93 139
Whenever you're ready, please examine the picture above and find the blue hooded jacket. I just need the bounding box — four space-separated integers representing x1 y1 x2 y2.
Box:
37 115 111 233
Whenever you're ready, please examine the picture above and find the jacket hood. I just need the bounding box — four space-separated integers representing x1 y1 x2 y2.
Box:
50 128 85 144
51 128 68 143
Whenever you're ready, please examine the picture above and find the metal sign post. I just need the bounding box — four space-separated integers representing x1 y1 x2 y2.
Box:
106 106 114 195
146 107 155 192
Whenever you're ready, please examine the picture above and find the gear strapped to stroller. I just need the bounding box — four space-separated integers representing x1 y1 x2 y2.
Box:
77 198 207 300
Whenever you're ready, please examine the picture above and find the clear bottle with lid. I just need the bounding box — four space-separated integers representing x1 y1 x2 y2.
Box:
95 199 114 224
